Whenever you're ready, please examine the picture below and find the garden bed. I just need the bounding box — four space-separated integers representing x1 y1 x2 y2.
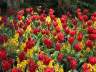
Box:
0 8 96 72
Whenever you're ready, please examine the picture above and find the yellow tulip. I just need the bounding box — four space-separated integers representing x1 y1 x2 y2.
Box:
26 48 34 58
17 60 28 72
26 25 32 32
59 66 64 72
93 21 96 29
14 33 19 42
48 60 54 68
54 64 59 72
37 61 43 66
88 64 93 72
17 57 20 64
93 64 96 72
46 16 51 24
57 18 62 30
20 43 26 50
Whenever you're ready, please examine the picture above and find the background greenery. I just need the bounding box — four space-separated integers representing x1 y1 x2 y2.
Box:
0 0 96 16
20 0 96 16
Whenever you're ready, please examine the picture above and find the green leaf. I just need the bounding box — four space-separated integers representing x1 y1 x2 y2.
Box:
52 51 59 60
34 39 41 53
74 52 81 58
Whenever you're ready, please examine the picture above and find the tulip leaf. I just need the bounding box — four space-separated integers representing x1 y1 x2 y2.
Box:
52 51 59 60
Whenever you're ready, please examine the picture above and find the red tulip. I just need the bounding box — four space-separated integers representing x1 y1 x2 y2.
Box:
74 43 82 52
26 8 33 13
55 26 61 32
61 17 65 23
83 15 88 21
92 29 96 34
43 38 52 48
53 21 58 27
14 23 19 30
41 29 46 35
77 32 83 41
26 18 31 25
87 26 93 34
70 59 77 69
2 60 11 71
55 42 61 51
40 14 46 21
88 56 96 65
38 53 51 65
85 40 93 48
49 8 54 15
78 15 83 21
25 38 36 49
69 30 76 36
92 12 96 17
43 56 52 65
38 53 44 61
88 34 96 40
33 28 40 35
12 67 21 72
45 29 50 35
68 37 74 44
44 67 54 72
28 59 38 72
52 31 57 36
18 51 26 61
17 28 24 37
76 8 81 13
8 58 14 65
64 27 70 34
67 56 74 62
82 63 90 72
57 53 64 62
17 10 24 15
57 32 64 42
77 12 82 16
71 18 77 26
0 34 8 44
83 9 89 14
91 16 96 21
50 15 55 19
87 20 93 26
60 15 67 23
17 15 22 20
62 23 67 29
0 49 7 60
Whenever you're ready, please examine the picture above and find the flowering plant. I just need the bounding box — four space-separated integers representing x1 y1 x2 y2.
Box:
0 8 96 72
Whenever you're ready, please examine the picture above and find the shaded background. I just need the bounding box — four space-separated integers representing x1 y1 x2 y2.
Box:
0 0 96 16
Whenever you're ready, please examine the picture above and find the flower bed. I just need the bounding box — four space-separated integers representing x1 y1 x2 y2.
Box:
0 8 96 72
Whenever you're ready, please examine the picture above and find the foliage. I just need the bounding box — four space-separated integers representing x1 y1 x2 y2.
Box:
21 0 96 16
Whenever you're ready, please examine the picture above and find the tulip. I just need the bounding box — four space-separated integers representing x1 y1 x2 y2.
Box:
2 60 11 71
77 32 83 41
88 56 96 65
74 43 82 52
85 40 93 48
70 59 77 69
68 37 74 44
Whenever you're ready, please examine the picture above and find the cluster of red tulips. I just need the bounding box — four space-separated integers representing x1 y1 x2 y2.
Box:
0 7 96 72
